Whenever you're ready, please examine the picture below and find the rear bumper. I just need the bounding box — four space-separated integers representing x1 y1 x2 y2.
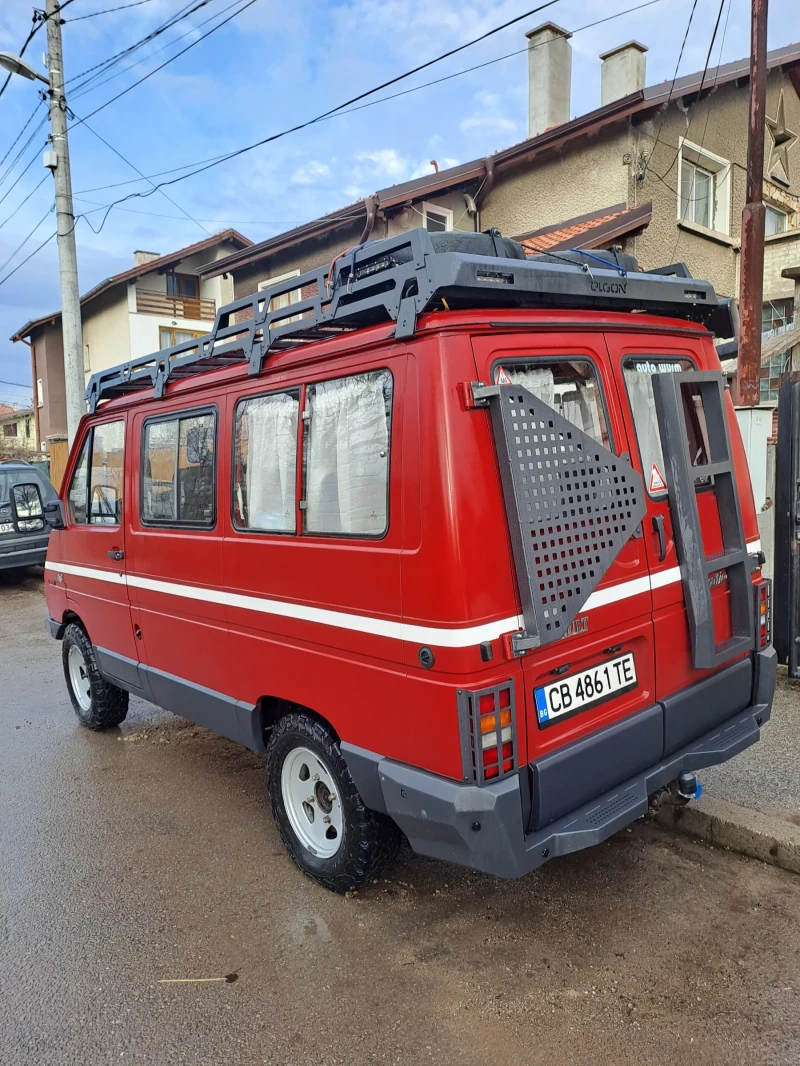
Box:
349 648 777 879
0 537 49 571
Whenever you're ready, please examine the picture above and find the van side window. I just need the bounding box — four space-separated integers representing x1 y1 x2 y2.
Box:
494 360 611 448
304 369 393 537
66 421 125 525
142 411 216 527
67 434 90 524
89 421 125 524
622 358 700 494
233 391 299 532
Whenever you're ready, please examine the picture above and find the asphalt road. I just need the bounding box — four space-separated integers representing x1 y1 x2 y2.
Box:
2 568 800 1066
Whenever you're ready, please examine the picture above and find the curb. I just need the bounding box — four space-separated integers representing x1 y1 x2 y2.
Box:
654 795 800 875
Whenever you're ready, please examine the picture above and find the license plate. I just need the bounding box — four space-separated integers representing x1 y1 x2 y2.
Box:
0 522 12 534
534 653 637 728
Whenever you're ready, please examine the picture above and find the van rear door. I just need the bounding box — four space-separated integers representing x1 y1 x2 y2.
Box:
470 332 656 770
606 331 759 736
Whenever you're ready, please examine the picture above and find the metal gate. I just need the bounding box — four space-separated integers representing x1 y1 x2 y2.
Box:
774 376 800 676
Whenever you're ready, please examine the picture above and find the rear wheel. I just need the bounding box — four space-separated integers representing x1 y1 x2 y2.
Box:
62 623 128 731
266 711 400 893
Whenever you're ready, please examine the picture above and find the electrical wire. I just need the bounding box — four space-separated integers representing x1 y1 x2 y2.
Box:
66 0 218 90
0 99 46 173
0 145 49 210
638 0 701 182
0 229 57 288
71 0 247 100
72 112 212 235
0 205 54 279
69 0 664 208
0 175 50 233
64 0 164 21
0 1 80 102
0 379 35 389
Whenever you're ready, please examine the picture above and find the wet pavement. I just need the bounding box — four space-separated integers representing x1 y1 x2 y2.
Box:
2 567 800 1066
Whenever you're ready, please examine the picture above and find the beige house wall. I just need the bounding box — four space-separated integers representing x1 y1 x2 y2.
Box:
481 130 632 238
0 409 37 453
82 287 131 382
763 232 800 302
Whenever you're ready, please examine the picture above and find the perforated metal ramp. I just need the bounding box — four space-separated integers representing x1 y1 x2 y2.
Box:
652 370 755 669
473 383 647 651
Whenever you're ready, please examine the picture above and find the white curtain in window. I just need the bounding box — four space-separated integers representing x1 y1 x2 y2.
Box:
307 371 389 535
505 367 555 407
246 394 298 530
624 371 664 477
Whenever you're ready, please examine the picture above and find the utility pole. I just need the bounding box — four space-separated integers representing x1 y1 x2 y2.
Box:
44 0 84 444
737 0 768 408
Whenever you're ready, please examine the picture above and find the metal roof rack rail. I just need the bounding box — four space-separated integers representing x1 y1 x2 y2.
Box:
86 227 736 412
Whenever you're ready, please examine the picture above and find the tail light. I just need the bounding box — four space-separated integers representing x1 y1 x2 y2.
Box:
458 680 517 784
754 579 771 650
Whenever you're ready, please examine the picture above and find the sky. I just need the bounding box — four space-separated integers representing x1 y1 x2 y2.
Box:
0 0 797 407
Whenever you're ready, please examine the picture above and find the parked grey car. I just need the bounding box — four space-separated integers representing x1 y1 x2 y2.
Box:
0 461 58 571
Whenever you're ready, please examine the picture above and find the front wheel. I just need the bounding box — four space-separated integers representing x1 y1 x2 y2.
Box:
62 623 129 731
266 711 400 893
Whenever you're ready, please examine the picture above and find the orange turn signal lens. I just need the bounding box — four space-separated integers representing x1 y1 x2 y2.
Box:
480 709 511 734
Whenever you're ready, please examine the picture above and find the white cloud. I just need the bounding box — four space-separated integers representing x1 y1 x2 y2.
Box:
459 114 517 135
353 149 411 181
290 160 331 184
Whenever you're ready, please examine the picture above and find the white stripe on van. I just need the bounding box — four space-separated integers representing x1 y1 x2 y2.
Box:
44 539 763 649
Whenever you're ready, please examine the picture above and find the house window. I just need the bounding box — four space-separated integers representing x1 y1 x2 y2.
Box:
677 140 731 235
25 418 31 439
3 423 18 438
761 298 794 403
159 328 206 351
421 202 453 232
36 378 43 408
258 270 302 321
165 271 199 299
765 204 788 236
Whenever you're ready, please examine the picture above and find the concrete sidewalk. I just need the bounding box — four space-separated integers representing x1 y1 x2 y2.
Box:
656 667 800 873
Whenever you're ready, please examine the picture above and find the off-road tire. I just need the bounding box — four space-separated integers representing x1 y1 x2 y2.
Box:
266 711 401 893
62 622 129 730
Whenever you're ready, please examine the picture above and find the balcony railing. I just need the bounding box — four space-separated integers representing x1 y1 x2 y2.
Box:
135 288 216 321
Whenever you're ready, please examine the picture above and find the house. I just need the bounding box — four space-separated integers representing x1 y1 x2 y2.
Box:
10 229 252 457
0 404 36 457
198 30 800 405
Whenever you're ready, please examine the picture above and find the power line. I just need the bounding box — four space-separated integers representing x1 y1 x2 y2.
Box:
0 144 49 210
0 205 54 279
0 175 49 233
64 0 164 21
79 0 263 120
72 0 665 201
72 112 212 235
71 0 246 100
67 0 218 90
0 229 57 288
0 1 80 102
0 99 46 173
0 379 36 389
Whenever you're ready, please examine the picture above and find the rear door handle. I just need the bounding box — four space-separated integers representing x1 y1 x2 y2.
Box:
652 515 667 563
108 549 124 561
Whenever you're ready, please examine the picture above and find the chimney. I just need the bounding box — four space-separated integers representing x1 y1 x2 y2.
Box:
526 23 572 138
133 250 161 266
599 41 648 105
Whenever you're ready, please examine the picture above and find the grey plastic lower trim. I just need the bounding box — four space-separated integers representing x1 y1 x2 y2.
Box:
340 742 388 814
378 695 771 879
46 615 65 640
661 657 752 756
94 649 264 752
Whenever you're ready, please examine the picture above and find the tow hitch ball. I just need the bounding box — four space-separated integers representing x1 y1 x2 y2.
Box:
651 772 704 809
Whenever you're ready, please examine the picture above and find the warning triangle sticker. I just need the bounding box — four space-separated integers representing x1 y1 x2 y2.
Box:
496 366 512 385
649 464 667 493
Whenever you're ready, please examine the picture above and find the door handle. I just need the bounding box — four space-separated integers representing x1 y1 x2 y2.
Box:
108 549 124 561
652 515 667 563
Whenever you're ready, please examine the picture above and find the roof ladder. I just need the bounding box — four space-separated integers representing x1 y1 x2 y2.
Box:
652 370 755 669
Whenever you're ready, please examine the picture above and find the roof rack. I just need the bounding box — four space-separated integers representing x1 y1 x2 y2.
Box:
85 227 737 412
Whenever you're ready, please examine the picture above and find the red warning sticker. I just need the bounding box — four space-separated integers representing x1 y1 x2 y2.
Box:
495 366 512 385
649 464 666 493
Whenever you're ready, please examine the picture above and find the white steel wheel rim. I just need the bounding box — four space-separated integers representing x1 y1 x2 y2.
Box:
280 746 343 859
68 644 92 712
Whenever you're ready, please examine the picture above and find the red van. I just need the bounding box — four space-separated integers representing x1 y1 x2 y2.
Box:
41 230 775 892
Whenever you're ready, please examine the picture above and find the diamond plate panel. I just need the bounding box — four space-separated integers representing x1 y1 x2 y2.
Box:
485 384 647 647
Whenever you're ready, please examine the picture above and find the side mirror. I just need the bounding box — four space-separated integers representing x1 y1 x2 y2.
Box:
43 499 66 530
10 483 45 533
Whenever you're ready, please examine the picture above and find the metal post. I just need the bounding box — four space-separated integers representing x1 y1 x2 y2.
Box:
45 0 84 444
737 0 769 408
